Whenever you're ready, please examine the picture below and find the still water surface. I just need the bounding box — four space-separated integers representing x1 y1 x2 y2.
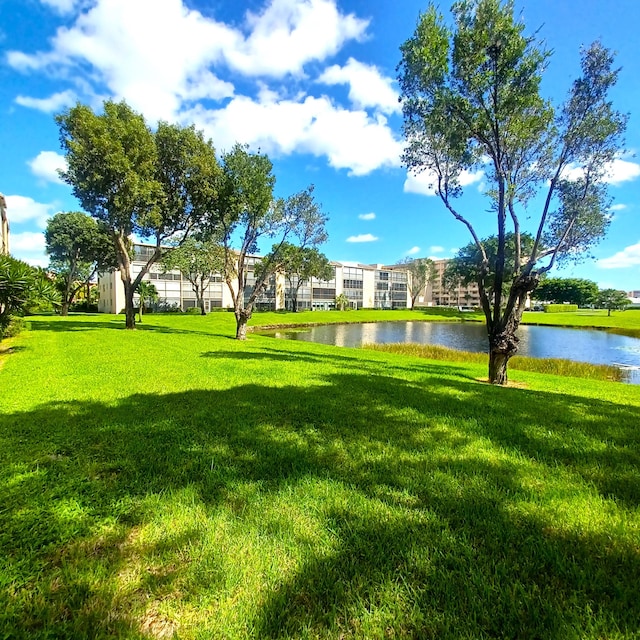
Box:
264 321 640 384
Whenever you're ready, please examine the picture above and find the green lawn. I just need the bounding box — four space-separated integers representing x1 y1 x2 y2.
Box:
1 313 639 639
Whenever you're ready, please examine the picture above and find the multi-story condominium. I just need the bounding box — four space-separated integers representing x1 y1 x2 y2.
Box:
0 194 9 255
97 244 414 313
98 244 490 313
420 258 481 309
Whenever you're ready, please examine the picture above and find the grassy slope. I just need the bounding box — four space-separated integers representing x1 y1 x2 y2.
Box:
1 313 639 639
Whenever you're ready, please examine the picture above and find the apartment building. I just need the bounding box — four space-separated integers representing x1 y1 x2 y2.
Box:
0 194 9 255
98 244 414 313
421 258 481 309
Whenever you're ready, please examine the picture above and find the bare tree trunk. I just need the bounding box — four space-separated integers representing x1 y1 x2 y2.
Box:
487 327 518 384
235 309 250 340
123 281 136 329
60 301 70 316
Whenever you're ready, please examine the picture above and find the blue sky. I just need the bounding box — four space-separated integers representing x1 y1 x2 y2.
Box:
1 0 639 292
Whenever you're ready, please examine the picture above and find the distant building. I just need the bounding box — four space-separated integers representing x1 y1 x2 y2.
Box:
627 290 640 307
98 244 497 313
97 244 414 313
0 193 9 255
406 258 480 309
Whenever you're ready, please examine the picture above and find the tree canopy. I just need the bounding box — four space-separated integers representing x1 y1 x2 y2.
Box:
398 0 627 383
45 211 116 315
596 288 630 316
532 277 599 307
205 145 329 338
56 100 219 328
265 242 333 312
399 257 436 309
162 238 225 315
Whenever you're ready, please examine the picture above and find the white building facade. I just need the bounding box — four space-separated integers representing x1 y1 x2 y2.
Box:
98 245 415 313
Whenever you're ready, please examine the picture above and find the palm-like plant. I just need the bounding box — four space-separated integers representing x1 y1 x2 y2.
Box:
135 281 159 322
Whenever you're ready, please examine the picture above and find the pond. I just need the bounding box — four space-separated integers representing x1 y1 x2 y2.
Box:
262 321 640 384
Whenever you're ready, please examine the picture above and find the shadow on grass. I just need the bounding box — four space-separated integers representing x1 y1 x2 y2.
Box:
1 373 639 638
26 316 231 339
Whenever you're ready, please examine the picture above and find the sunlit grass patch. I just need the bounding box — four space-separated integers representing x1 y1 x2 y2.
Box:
1 314 639 638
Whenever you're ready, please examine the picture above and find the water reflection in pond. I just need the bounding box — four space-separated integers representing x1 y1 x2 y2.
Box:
263 321 640 384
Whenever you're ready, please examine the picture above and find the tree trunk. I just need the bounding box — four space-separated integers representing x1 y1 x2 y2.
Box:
199 298 206 315
124 282 136 329
235 309 250 340
488 350 510 385
60 301 69 316
487 327 519 384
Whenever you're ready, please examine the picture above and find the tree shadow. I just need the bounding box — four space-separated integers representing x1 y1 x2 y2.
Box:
1 373 639 637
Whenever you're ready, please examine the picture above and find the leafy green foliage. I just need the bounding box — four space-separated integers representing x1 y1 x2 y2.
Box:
57 101 218 328
206 149 328 337
596 288 630 315
162 238 225 315
544 304 578 313
135 281 159 320
398 0 627 383
399 257 436 309
335 293 350 311
0 255 59 337
45 211 116 315
264 242 333 312
533 277 599 306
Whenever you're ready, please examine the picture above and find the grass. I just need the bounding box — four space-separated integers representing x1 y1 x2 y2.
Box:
364 343 626 382
1 312 639 639
521 308 640 338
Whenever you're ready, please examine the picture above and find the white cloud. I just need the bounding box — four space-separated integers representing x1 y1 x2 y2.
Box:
15 89 77 113
3 195 57 228
403 168 484 196
229 0 369 77
429 245 445 254
186 95 402 175
8 0 368 122
609 203 627 212
597 242 640 269
347 233 378 243
318 57 399 114
606 158 640 185
406 246 420 255
561 156 640 185
358 212 376 220
28 151 68 185
9 231 49 268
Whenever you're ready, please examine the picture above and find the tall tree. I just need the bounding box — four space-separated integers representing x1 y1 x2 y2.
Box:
56 101 219 329
45 211 115 315
398 0 627 384
533 277 599 307
266 243 333 312
400 257 436 309
207 145 328 339
162 238 225 315
596 289 630 316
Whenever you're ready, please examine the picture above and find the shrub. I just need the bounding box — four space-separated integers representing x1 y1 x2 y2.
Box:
0 316 26 340
186 307 202 314
70 301 99 313
544 304 578 313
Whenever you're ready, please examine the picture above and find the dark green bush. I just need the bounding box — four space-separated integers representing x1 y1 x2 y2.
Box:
186 307 202 314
